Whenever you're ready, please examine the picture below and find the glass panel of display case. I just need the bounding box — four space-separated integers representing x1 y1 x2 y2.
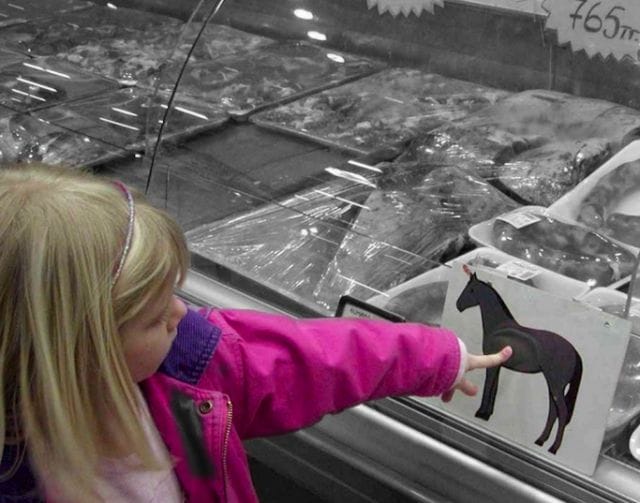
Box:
5 0 640 499
0 0 91 28
0 107 128 167
0 57 118 112
140 0 640 500
37 86 229 151
0 4 185 86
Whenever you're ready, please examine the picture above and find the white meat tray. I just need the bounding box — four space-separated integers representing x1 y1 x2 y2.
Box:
551 139 640 228
468 206 635 290
367 246 590 324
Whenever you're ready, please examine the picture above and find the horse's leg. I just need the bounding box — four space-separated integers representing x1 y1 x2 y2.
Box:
475 367 501 420
535 386 557 447
548 383 570 454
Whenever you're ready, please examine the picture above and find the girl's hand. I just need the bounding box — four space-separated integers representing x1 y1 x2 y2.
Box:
441 346 512 402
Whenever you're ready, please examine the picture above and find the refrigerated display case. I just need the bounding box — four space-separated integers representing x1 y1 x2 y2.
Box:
4 0 640 501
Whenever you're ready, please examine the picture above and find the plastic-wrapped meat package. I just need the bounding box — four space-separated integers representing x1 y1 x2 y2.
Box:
0 57 118 112
186 179 373 309
0 6 184 86
401 89 640 206
312 164 520 311
576 159 640 247
379 281 449 326
0 110 125 167
0 0 91 27
37 87 229 151
491 212 636 287
171 41 383 116
180 23 276 62
251 68 509 156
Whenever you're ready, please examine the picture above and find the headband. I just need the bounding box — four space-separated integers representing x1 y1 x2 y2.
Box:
111 181 135 287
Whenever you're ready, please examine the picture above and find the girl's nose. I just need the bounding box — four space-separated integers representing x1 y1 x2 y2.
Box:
168 296 188 332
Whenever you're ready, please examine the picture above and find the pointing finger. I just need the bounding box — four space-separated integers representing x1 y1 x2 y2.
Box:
468 346 512 370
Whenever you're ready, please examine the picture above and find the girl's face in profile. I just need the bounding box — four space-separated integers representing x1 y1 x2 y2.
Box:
120 284 188 382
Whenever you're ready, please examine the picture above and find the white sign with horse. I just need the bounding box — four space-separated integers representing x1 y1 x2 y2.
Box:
434 263 630 475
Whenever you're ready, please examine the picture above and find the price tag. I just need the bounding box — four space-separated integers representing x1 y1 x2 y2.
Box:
497 211 542 229
335 295 405 322
496 260 542 281
544 0 640 61
366 0 444 16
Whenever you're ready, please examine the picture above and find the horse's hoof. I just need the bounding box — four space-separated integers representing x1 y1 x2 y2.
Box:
475 410 491 421
548 445 559 455
534 438 545 446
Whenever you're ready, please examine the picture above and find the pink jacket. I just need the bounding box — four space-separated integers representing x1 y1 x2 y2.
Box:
141 308 463 502
0 308 462 501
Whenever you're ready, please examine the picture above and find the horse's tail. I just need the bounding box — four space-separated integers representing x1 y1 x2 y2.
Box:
565 352 583 423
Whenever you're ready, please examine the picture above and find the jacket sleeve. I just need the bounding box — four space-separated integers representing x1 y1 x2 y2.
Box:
200 308 463 440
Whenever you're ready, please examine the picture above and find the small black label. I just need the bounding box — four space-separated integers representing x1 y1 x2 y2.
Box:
335 295 405 322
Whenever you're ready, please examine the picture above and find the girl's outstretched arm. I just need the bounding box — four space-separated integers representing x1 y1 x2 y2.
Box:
201 309 509 439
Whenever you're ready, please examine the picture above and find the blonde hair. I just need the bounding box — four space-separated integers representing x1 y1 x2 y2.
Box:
0 163 189 500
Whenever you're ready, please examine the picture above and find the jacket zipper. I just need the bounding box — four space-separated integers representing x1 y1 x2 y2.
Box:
222 398 233 502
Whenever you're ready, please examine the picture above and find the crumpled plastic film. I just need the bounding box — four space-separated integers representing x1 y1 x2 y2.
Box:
399 89 640 206
186 178 374 310
0 111 123 167
492 212 636 287
252 68 510 156
312 163 520 311
576 159 640 248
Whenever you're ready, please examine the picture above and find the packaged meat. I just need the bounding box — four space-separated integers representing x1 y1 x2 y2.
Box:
471 207 636 287
170 41 383 117
0 5 184 86
37 87 229 151
400 89 640 206
186 178 373 311
551 140 640 249
368 246 589 325
0 109 127 167
382 281 449 326
312 164 519 311
251 67 509 156
367 266 451 326
0 57 118 112
0 0 91 27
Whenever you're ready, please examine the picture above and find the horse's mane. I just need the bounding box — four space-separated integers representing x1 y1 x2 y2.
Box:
475 277 516 320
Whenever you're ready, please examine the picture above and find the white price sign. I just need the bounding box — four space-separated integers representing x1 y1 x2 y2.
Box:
544 0 640 61
366 0 444 16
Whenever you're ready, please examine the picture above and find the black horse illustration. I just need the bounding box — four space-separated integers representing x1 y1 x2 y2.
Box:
456 265 583 454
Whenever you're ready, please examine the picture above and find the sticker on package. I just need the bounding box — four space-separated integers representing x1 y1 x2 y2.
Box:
429 263 630 475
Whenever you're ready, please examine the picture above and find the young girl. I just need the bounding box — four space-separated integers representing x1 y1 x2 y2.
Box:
0 163 511 502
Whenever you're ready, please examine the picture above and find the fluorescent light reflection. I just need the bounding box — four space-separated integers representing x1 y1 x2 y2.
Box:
111 106 138 117
293 8 313 20
326 53 345 63
98 117 140 131
307 31 326 41
16 77 56 93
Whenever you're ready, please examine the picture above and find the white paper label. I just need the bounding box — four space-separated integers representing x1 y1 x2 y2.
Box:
497 211 542 229
544 0 640 61
366 0 444 16
497 260 542 281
